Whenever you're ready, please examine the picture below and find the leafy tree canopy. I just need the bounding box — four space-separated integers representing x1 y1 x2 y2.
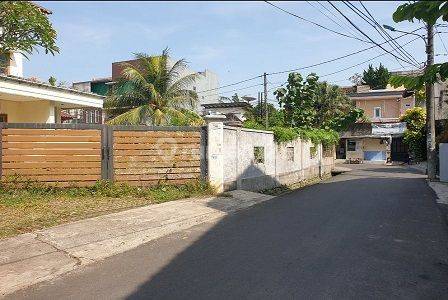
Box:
105 49 203 126
390 1 448 89
399 107 427 161
274 72 364 131
362 64 390 90
0 1 59 56
244 102 285 128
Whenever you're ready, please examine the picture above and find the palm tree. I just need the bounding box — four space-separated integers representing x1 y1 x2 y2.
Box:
105 48 204 126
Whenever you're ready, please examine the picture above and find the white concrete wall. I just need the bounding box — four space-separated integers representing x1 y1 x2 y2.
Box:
220 126 334 191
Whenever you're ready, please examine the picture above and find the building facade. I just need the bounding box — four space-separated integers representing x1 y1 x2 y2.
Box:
338 86 415 163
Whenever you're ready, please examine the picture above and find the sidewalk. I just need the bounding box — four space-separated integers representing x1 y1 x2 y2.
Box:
0 190 274 296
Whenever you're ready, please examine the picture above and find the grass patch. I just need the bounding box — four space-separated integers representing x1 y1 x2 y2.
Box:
261 174 332 196
0 180 215 239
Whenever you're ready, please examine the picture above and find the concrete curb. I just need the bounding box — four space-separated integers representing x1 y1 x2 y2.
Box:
0 190 274 296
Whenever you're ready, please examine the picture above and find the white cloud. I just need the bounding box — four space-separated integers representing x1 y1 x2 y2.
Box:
59 22 113 47
188 46 224 63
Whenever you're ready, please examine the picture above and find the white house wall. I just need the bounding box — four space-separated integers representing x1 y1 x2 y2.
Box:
0 99 59 123
0 80 103 108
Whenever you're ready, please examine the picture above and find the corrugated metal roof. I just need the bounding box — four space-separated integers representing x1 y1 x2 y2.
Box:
202 102 252 109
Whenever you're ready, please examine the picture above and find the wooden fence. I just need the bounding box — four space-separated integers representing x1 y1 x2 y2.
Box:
0 123 206 187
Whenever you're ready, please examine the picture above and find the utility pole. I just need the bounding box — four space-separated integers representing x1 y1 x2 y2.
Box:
426 23 436 180
263 72 268 128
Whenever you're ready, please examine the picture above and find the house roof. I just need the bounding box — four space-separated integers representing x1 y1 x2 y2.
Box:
31 2 52 14
348 90 407 99
0 75 105 100
340 123 372 138
202 102 252 109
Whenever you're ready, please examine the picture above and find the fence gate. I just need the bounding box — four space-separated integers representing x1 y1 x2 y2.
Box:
0 123 103 187
0 123 207 187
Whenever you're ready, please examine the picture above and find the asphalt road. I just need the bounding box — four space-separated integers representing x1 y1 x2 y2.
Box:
8 164 448 299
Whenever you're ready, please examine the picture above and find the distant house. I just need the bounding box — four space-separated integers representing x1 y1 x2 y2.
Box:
0 4 104 124
338 85 415 163
73 58 220 119
202 102 252 126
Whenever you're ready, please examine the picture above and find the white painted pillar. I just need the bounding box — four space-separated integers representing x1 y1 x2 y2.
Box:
46 102 56 123
204 115 226 193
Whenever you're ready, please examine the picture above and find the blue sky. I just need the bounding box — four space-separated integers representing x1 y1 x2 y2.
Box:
28 1 446 100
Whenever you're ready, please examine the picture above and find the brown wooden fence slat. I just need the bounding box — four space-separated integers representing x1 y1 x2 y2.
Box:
3 168 102 175
113 143 199 150
113 131 200 138
2 129 100 136
114 155 200 163
2 155 101 162
114 161 201 169
2 135 101 142
2 149 100 155
3 142 101 149
113 149 200 156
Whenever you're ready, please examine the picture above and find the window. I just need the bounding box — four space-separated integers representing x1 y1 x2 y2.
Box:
287 147 294 162
0 114 7 123
193 86 196 91
310 145 317 159
254 146 265 164
374 107 381 118
347 140 356 151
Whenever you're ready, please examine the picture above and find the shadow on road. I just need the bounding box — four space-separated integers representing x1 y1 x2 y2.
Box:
124 167 448 299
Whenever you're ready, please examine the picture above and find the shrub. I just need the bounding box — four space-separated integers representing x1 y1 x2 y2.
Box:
400 107 426 161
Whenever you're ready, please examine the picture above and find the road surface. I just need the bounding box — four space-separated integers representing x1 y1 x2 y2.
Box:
8 164 448 299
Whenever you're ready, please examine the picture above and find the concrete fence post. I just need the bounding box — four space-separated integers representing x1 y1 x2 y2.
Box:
318 143 323 178
204 115 226 193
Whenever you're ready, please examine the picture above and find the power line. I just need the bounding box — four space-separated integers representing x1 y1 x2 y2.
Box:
339 1 418 67
436 30 448 55
341 1 404 69
266 27 423 76
265 38 419 97
264 1 370 43
356 1 420 67
328 1 419 68
316 1 366 41
202 83 263 98
320 36 420 78
196 27 423 95
196 75 261 94
306 1 365 42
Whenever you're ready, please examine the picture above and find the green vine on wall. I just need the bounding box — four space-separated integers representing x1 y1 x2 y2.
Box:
243 122 339 146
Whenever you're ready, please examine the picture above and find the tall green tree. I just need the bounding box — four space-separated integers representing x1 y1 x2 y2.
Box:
314 81 364 131
362 63 390 89
274 72 319 128
390 1 448 89
244 103 285 127
274 72 363 131
105 49 203 126
0 1 59 57
400 107 427 161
